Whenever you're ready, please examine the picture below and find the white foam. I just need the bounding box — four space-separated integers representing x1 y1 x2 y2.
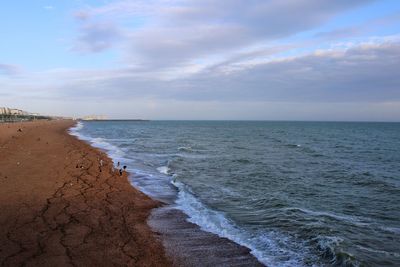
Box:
171 180 313 267
68 122 176 202
157 166 171 175
69 121 86 138
70 121 84 131
315 235 344 252
69 122 126 166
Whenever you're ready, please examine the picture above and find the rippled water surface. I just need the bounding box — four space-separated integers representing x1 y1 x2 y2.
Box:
72 121 400 266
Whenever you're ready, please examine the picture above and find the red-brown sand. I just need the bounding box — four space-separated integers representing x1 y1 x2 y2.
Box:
0 120 171 266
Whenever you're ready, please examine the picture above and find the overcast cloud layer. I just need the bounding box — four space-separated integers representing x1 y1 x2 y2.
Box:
1 0 400 120
74 0 375 66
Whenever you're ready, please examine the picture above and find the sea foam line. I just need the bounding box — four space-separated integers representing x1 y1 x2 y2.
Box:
69 121 126 165
171 180 313 267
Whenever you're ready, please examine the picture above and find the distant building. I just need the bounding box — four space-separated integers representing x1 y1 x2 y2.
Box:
81 115 107 121
0 107 30 116
1 106 72 122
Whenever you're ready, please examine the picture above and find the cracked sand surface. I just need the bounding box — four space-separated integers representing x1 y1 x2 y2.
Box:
0 120 170 266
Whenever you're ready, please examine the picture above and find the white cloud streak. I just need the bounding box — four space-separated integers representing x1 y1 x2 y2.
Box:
4 40 400 103
72 0 376 67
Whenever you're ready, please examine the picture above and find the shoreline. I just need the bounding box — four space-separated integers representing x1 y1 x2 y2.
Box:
72 121 265 266
149 206 264 266
0 120 171 266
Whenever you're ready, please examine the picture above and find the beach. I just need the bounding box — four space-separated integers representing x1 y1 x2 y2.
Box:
0 120 170 266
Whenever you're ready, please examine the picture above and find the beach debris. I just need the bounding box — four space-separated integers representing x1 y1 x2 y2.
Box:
37 137 41 141
17 128 22 132
17 162 20 166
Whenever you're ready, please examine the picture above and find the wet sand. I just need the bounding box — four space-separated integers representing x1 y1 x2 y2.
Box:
149 207 264 267
0 120 170 266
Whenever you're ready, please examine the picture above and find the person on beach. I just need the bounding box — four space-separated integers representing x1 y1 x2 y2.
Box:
99 159 104 172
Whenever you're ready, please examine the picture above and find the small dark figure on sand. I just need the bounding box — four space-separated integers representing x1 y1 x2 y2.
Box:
123 166 127 170
119 169 123 176
99 160 103 173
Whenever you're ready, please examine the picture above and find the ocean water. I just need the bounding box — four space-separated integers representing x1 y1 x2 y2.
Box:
70 121 400 266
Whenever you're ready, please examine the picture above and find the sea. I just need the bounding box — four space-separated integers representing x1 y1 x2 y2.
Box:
69 120 400 266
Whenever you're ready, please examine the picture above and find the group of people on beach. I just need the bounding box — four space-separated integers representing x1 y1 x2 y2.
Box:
86 158 127 176
116 161 127 176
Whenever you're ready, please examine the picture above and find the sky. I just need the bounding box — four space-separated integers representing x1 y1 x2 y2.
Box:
1 0 400 121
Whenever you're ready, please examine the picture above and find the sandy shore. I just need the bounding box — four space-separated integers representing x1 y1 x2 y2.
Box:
0 120 170 266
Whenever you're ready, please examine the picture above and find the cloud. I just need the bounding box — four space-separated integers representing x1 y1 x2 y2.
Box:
72 0 375 66
2 40 399 120
72 22 123 53
178 41 400 102
12 40 398 104
0 64 22 76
